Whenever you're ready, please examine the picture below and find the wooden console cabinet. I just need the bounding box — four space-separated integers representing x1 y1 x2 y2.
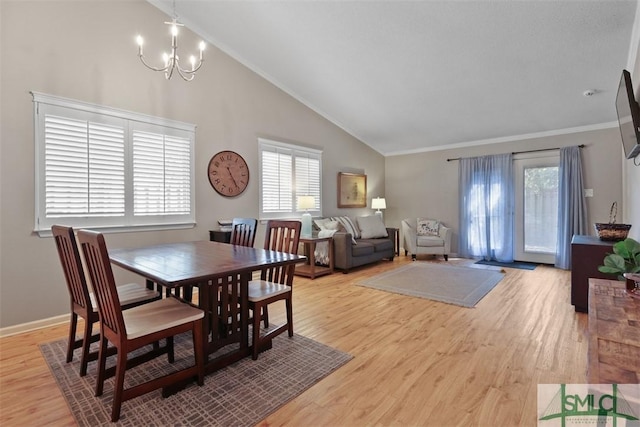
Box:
570 235 614 312
209 229 232 243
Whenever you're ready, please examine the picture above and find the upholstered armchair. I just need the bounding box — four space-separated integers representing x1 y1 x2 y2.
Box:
401 218 452 261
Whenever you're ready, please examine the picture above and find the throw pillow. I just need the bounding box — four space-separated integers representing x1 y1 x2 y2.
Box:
356 215 388 239
331 216 359 244
314 218 340 231
417 218 440 236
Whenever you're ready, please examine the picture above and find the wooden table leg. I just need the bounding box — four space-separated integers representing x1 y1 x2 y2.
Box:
197 281 210 364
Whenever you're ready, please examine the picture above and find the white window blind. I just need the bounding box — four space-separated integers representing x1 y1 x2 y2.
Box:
45 115 125 217
295 154 321 210
132 131 191 216
33 92 196 235
259 138 322 219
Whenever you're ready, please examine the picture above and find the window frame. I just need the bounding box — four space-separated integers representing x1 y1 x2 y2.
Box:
258 138 322 220
33 92 196 237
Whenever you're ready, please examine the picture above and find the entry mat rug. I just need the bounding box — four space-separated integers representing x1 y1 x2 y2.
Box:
40 332 352 426
358 262 505 307
475 259 538 270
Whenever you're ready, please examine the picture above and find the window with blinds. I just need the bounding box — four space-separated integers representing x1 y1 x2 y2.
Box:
259 138 322 219
33 92 195 235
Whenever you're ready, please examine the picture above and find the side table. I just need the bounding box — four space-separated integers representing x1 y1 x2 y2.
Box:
388 227 399 256
295 235 334 279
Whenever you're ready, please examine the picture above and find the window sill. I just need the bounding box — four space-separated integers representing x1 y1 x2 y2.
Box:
35 222 196 238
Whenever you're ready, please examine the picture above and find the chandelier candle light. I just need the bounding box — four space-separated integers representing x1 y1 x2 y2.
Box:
372 197 386 220
136 5 205 81
298 196 316 237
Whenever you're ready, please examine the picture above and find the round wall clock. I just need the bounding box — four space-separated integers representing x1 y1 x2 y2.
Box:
207 150 249 197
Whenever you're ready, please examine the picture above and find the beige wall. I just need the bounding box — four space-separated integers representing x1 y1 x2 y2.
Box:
0 0 384 329
386 128 624 255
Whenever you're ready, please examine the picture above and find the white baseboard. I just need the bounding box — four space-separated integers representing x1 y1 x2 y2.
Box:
0 314 69 338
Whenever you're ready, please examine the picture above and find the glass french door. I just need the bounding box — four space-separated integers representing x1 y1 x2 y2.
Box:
514 155 559 264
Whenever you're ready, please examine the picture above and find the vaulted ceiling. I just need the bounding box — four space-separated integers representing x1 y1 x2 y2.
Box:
149 0 639 156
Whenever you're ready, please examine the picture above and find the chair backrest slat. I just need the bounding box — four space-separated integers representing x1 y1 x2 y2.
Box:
230 218 258 247
77 230 125 338
52 225 92 311
262 220 301 285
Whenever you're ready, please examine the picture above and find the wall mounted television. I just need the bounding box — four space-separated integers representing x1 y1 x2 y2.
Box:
616 69 640 159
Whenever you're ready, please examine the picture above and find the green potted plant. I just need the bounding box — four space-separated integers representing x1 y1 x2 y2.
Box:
598 237 640 296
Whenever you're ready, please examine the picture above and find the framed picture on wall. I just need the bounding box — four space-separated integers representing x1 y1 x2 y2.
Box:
338 172 367 208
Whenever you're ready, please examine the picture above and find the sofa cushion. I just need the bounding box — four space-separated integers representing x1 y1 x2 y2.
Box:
360 238 394 253
356 215 388 239
351 240 375 257
417 235 445 247
417 218 440 236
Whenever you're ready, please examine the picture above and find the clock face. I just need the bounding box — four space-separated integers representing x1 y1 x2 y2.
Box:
207 151 249 197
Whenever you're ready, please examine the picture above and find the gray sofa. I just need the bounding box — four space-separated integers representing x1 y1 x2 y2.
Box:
332 228 395 273
313 216 395 273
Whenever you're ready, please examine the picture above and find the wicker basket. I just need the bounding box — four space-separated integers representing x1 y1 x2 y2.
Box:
594 223 631 241
594 202 632 241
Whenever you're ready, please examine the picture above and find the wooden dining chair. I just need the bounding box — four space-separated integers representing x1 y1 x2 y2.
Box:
248 220 301 360
52 225 161 377
77 229 205 422
230 217 258 247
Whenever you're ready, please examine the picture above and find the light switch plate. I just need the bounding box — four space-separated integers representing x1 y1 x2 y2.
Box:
584 189 594 197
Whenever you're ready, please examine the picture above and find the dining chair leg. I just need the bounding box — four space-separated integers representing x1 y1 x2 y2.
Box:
286 298 294 337
66 312 78 363
95 335 109 397
111 350 128 422
262 306 269 328
252 303 263 361
79 319 93 376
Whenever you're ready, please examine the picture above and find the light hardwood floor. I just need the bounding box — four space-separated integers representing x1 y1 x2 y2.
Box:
0 256 588 426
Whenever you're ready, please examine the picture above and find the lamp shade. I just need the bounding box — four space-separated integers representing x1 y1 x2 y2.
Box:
298 195 315 210
371 197 386 210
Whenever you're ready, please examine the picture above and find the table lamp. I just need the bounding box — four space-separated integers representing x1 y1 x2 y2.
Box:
372 197 386 220
298 195 315 237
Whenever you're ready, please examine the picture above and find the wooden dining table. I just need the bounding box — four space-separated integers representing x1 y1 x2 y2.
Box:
109 240 305 376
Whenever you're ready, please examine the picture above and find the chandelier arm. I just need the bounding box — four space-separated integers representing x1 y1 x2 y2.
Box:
138 55 170 73
165 59 176 80
175 58 204 76
188 59 205 73
176 65 196 82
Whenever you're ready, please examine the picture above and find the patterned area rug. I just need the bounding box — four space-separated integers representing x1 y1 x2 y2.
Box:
358 263 505 307
40 332 352 426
